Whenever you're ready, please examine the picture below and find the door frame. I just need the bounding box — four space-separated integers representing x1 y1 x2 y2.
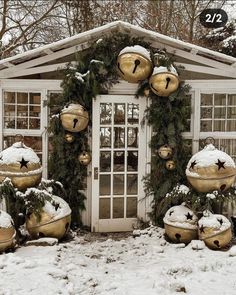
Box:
91 94 150 232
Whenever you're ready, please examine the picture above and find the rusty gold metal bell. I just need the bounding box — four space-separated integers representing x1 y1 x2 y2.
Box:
149 66 179 97
199 227 232 250
166 160 175 170
78 151 92 166
186 144 236 193
26 211 71 240
0 211 16 253
0 142 42 191
117 46 152 83
164 223 198 244
60 103 89 133
158 145 173 159
164 204 198 244
64 133 75 143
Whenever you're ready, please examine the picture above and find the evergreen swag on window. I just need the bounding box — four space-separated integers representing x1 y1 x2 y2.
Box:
47 33 191 226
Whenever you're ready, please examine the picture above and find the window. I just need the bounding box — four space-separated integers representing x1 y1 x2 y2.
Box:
4 91 41 130
200 93 236 132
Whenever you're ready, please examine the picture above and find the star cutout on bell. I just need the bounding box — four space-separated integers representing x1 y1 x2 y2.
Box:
169 210 174 216
217 218 223 225
18 157 29 169
185 212 193 220
190 160 197 169
215 159 226 170
199 225 205 233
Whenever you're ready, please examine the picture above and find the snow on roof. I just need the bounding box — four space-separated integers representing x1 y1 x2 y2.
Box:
0 21 235 72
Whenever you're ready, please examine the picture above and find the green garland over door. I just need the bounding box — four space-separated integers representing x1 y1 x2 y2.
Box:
47 33 191 226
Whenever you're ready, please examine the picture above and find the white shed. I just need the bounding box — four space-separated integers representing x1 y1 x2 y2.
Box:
0 21 236 232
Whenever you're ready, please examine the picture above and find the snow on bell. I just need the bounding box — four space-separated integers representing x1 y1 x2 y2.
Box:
117 45 153 83
0 142 42 191
0 210 16 253
149 65 179 97
60 103 89 133
164 204 198 244
198 211 232 250
186 144 236 193
26 195 71 240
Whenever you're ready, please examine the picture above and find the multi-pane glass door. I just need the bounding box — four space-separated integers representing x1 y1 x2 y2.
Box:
92 95 147 232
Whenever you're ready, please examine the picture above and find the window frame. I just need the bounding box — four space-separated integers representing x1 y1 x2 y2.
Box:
186 80 236 154
0 79 62 178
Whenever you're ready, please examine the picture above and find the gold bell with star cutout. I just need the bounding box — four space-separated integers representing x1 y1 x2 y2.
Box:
0 141 42 191
186 144 236 193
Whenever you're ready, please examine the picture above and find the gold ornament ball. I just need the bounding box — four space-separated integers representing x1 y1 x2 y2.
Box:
164 205 198 244
65 133 75 143
198 213 232 250
117 46 152 83
149 66 179 97
0 142 42 191
26 196 71 240
78 151 92 166
60 103 89 133
158 145 173 159
186 144 236 193
164 223 198 244
166 160 175 170
0 211 16 253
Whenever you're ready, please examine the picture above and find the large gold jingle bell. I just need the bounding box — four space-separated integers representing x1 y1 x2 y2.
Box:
117 52 152 83
149 72 179 97
0 162 42 191
187 165 236 193
199 227 232 250
78 151 91 166
158 145 173 159
0 226 16 253
26 211 71 240
60 104 89 133
164 223 198 244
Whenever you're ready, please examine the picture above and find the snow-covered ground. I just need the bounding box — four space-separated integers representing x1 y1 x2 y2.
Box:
1 226 236 295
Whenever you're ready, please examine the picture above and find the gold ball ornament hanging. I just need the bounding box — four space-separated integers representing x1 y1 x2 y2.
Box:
186 144 236 193
198 211 232 250
149 65 179 97
26 196 72 240
158 145 173 159
0 211 16 253
78 151 92 166
64 133 75 143
60 103 89 133
117 45 152 83
164 204 198 244
166 160 175 170
0 142 42 191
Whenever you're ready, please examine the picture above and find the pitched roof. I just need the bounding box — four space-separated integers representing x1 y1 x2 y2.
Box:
0 21 235 79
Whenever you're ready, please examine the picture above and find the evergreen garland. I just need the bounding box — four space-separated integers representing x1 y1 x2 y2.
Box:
137 80 191 225
161 183 236 216
47 32 191 226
